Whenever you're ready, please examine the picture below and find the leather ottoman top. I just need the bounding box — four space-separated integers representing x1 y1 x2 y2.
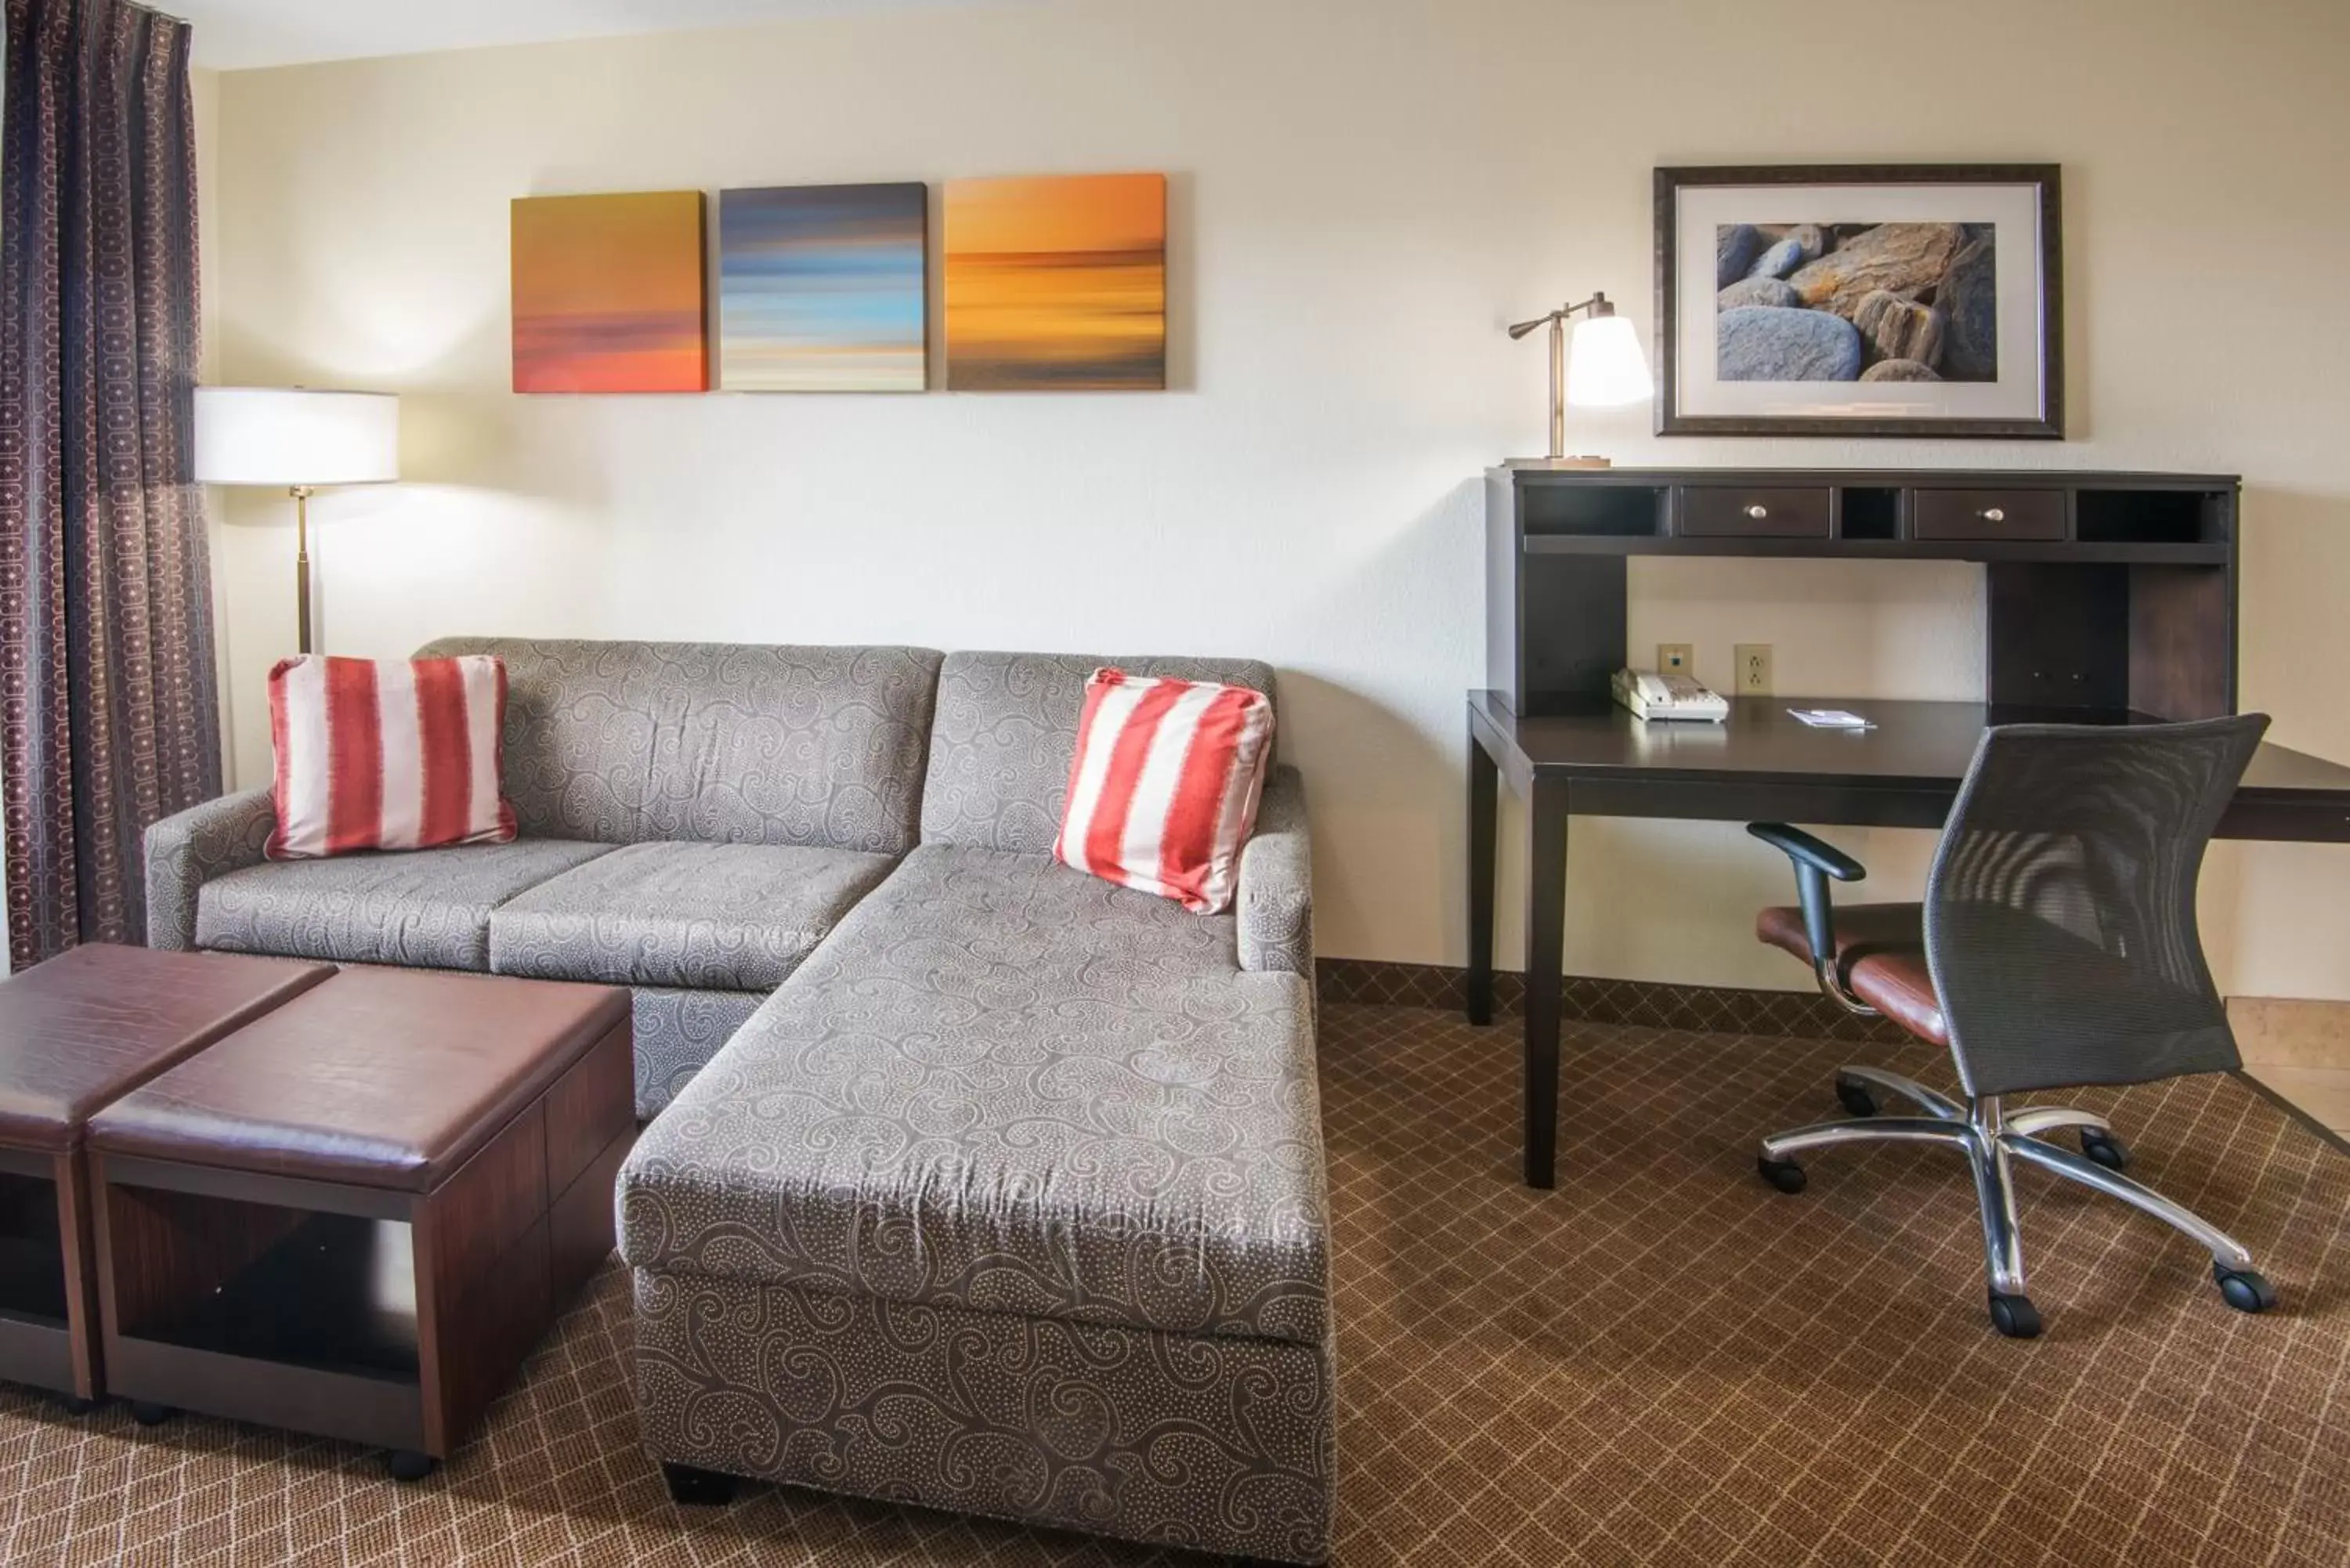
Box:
88 966 630 1192
0 945 334 1153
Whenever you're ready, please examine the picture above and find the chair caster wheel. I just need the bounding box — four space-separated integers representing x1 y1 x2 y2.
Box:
1756 1154 1807 1194
386 1449 436 1482
2081 1129 2131 1171
1988 1292 2043 1339
2214 1264 2276 1313
60 1396 99 1416
1835 1075 1879 1118
662 1462 739 1506
130 1401 175 1426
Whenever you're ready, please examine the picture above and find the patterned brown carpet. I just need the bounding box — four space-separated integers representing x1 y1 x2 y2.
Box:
5 1003 2350 1566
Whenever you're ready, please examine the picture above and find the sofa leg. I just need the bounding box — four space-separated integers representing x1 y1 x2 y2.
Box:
662 1462 739 1506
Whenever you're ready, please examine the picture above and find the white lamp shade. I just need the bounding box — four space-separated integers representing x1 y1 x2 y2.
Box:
1564 314 1654 408
193 388 400 486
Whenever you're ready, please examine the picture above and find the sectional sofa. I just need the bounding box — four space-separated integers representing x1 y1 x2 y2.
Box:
143 638 1333 1564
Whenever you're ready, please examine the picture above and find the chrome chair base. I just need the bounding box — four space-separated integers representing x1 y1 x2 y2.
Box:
1757 1068 2277 1337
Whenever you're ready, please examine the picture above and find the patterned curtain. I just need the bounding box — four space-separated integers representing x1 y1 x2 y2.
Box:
0 0 219 965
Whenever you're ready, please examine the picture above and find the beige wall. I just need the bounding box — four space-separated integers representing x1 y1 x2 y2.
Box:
205 0 2350 996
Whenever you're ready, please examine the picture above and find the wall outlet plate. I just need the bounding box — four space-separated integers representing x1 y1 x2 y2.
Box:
1656 643 1694 678
1734 643 1773 695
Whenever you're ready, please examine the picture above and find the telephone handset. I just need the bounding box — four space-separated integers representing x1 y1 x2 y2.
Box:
1611 667 1730 723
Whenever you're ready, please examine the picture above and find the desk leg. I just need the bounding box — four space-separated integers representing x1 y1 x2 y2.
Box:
1523 775 1567 1190
1466 723 1498 1026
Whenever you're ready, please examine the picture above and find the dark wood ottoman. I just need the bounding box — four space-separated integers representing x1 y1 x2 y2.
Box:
85 966 632 1478
0 945 332 1408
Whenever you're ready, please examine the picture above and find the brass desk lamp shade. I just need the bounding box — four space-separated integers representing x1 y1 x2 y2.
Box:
1505 293 1653 469
193 387 400 654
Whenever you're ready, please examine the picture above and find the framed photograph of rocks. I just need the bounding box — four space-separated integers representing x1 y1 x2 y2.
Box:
1654 164 2062 439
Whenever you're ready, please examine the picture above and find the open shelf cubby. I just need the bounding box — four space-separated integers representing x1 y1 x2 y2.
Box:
1840 488 1901 540
2076 488 2227 546
1519 481 1665 538
0 1171 67 1327
110 1186 418 1383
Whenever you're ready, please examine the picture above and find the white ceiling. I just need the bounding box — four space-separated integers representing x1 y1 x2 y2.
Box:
164 0 1013 71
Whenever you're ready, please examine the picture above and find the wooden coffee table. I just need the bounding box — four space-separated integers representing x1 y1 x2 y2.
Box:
86 965 632 1478
0 945 333 1408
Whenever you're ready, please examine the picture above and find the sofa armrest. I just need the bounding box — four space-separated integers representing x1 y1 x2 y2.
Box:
1238 764 1312 977
144 788 274 949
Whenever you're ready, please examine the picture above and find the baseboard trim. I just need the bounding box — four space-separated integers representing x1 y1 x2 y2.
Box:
1314 958 1910 1043
1309 963 2350 1151
2227 995 2350 1071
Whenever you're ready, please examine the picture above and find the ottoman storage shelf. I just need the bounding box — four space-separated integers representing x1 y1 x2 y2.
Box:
0 1160 76 1382
97 1175 428 1451
0 945 334 1406
89 967 632 1476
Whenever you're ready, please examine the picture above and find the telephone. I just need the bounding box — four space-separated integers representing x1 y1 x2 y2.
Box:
1611 667 1730 723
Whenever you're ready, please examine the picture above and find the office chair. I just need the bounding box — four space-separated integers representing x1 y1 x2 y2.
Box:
1745 714 2277 1339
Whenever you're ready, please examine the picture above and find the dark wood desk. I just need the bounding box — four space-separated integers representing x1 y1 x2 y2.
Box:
1466 692 2350 1189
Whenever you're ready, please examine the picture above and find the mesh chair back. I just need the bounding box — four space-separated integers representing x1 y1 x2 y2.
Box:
1924 714 2268 1097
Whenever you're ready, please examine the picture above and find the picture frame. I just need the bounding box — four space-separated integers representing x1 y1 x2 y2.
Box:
1654 164 2063 439
943 172 1168 391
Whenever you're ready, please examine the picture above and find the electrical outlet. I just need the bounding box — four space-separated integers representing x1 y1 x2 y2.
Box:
1734 643 1773 695
1656 643 1694 678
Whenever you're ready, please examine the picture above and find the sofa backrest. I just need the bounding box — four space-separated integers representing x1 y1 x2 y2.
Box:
920 650 1279 854
416 638 943 855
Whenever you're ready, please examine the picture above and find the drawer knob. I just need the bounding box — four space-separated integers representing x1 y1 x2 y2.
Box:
1744 504 1769 519
1979 507 2005 522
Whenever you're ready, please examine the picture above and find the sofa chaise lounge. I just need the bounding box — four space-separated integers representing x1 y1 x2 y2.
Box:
143 639 1333 1564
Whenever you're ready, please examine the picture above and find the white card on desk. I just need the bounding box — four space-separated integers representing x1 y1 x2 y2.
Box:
1789 708 1875 729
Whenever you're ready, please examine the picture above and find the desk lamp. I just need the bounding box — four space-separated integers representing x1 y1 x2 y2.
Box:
194 388 400 654
1506 294 1653 469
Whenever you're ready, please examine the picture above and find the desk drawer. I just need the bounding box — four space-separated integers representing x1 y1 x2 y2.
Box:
1912 488 2066 541
1679 486 1831 539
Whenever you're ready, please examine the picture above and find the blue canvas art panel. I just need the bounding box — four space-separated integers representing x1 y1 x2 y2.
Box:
718 182 928 392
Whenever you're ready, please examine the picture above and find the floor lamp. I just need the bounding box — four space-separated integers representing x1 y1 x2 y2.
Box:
193 388 401 654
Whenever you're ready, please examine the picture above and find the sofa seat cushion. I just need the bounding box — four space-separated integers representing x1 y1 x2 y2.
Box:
489 841 896 991
619 843 1329 1347
196 838 614 971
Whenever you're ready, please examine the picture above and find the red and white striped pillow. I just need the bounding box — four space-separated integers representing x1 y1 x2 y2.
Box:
1053 668 1274 914
266 655 519 860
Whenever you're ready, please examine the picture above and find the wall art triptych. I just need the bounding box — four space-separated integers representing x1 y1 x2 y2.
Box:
511 191 708 394
510 173 1166 396
940 173 1166 392
720 182 927 392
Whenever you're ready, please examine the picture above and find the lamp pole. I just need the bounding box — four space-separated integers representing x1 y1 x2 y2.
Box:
1546 313 1568 461
291 485 313 655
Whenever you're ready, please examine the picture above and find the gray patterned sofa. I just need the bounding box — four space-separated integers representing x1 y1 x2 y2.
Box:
619 652 1330 1563
144 638 943 1117
142 640 1332 1562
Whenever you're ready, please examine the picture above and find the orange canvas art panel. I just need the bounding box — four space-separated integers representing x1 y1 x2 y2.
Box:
943 173 1166 391
512 192 708 393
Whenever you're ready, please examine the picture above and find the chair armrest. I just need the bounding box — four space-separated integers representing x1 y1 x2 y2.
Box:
1238 764 1311 977
1746 822 1867 967
1746 822 1867 883
143 788 274 950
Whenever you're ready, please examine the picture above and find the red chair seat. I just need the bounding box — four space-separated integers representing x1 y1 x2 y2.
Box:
1756 901 1949 1046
